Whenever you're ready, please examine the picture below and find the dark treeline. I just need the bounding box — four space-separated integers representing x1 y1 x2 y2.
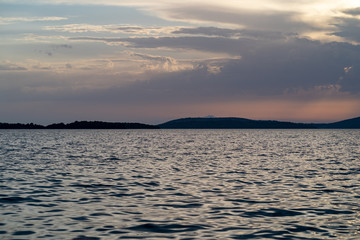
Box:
0 123 45 129
0 121 159 129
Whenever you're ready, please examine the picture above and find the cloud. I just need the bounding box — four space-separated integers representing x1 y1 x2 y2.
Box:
40 23 360 99
5 0 360 43
68 32 360 97
44 24 181 35
340 65 359 93
130 52 194 72
22 34 68 43
36 44 73 57
173 27 241 38
44 24 114 33
172 27 296 40
0 16 67 25
69 36 259 55
342 7 360 16
284 84 348 99
0 62 27 71
52 44 72 49
66 23 359 98
158 4 312 32
332 18 360 43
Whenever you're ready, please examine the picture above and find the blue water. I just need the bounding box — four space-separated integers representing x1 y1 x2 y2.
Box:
0 129 359 239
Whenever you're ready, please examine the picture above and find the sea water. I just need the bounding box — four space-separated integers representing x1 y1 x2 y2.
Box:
0 129 359 239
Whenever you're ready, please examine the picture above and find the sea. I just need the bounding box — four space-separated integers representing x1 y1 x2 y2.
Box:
0 129 359 240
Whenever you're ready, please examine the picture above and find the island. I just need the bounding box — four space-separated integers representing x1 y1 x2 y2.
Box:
0 121 159 129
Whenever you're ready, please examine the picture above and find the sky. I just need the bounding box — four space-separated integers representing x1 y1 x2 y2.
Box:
1 0 360 124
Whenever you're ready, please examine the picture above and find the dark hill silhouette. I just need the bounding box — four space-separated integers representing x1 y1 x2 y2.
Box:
0 121 159 129
1 117 359 129
317 116 360 129
157 117 317 129
158 117 360 129
0 122 45 129
46 121 159 129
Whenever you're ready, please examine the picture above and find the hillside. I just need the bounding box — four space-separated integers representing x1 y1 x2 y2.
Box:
0 121 159 129
46 121 159 129
158 117 317 129
318 117 360 129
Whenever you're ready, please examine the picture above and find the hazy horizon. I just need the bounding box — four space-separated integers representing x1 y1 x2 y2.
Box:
1 0 360 123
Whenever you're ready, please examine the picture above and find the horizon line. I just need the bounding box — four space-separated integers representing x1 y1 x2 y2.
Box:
1 115 359 127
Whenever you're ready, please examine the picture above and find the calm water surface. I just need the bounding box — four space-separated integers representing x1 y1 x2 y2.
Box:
0 129 359 239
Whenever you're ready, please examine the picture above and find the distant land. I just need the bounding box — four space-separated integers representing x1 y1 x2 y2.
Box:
0 117 360 129
157 117 360 129
0 121 159 129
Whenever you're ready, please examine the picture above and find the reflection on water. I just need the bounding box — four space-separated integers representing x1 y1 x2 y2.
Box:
0 129 359 239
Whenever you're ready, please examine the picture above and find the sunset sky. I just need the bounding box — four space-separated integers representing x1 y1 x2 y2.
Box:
1 0 360 124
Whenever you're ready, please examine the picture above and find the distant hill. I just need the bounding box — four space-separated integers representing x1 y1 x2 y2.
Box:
158 117 317 129
46 121 159 129
0 121 159 129
317 117 360 129
158 117 360 129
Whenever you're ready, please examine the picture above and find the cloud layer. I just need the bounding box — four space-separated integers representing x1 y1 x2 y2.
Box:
1 0 360 123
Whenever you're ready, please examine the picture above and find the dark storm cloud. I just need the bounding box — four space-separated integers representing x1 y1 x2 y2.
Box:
4 27 360 106
109 38 360 102
332 18 360 42
70 34 360 89
8 34 360 106
340 64 359 93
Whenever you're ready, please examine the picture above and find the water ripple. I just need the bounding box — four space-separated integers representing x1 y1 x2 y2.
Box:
127 223 209 233
0 129 359 239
